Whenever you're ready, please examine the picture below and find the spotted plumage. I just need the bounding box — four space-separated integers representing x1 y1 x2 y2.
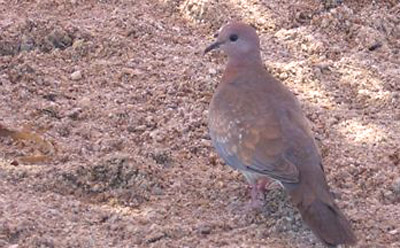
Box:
205 22 356 247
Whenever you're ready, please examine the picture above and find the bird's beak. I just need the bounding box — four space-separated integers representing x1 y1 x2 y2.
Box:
204 41 223 55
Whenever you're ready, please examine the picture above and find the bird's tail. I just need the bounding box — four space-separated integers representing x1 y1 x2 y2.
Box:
296 194 357 246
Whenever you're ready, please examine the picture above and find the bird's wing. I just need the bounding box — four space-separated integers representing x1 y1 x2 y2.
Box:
209 86 300 184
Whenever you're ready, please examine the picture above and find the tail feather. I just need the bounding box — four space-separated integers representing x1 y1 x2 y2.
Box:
298 197 357 246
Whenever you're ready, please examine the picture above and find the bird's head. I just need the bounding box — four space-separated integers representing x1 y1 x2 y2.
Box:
204 22 261 61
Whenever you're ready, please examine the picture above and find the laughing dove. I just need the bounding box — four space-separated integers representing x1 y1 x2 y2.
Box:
205 22 356 246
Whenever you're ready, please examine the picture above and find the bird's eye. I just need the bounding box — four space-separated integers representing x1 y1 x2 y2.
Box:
229 34 238 42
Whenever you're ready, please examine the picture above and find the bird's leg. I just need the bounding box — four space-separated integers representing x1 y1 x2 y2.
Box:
246 177 283 211
248 185 263 210
247 178 271 210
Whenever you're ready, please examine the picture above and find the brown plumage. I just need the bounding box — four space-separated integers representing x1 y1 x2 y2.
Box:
205 22 356 247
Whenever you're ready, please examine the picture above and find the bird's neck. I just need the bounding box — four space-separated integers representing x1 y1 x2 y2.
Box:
223 55 264 83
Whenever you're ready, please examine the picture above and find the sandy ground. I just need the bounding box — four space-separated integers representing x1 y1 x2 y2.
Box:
1 0 399 247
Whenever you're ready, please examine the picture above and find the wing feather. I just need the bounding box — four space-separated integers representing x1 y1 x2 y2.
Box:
209 82 300 183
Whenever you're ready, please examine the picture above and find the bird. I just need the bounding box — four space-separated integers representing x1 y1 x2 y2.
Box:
204 22 356 247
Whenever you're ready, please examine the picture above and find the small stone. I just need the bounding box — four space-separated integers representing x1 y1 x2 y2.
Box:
198 224 212 235
383 190 393 199
208 68 217 75
10 160 19 166
324 0 342 9
72 39 85 49
135 125 147 132
67 108 82 120
315 63 331 72
152 186 163 195
279 71 289 80
78 96 91 107
151 151 170 165
208 153 217 165
146 231 165 243
127 126 136 133
92 184 102 192
201 139 211 147
150 130 164 142
368 42 382 51
70 70 83 81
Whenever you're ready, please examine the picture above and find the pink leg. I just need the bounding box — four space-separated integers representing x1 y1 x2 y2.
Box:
247 178 279 210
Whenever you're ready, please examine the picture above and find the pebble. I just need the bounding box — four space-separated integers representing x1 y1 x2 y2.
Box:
150 130 164 142
198 224 212 235
135 125 147 132
208 68 217 75
200 139 211 147
72 39 85 49
146 231 165 243
152 186 164 195
71 70 83 81
67 108 82 120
